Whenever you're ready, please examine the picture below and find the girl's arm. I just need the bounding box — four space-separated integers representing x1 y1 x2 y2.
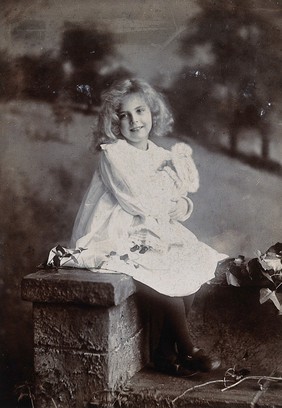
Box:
99 143 164 219
169 196 194 222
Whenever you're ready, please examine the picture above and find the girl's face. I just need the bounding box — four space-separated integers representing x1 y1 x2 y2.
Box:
118 93 152 150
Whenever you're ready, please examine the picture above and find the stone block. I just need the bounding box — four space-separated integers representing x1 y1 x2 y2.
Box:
22 269 150 407
34 303 111 352
33 295 145 352
34 347 107 408
108 328 149 388
22 269 136 306
34 329 148 408
108 295 146 351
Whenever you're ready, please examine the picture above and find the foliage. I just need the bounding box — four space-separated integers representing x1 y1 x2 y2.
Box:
16 53 63 102
168 0 282 160
0 50 15 99
0 22 131 117
47 244 87 267
213 242 282 311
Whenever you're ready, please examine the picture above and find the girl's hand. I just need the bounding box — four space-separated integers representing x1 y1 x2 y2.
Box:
169 197 189 221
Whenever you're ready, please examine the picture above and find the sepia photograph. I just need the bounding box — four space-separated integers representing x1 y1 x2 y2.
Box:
1 0 282 406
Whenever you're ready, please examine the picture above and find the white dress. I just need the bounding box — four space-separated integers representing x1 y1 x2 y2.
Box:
47 139 227 297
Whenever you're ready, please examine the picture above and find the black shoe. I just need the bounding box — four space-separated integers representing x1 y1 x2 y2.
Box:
153 350 196 377
180 348 221 373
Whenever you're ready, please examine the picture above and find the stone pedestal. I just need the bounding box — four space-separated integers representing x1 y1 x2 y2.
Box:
22 269 149 408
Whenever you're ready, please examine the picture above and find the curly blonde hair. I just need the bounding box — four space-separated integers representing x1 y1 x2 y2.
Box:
95 78 173 147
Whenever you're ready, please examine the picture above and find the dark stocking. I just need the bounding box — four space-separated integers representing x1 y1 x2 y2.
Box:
135 282 195 359
157 317 177 360
158 295 194 358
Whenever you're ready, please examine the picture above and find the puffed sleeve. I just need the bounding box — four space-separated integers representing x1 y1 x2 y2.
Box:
99 142 167 220
171 142 199 194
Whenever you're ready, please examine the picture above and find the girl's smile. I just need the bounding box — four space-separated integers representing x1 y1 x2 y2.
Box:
119 93 152 150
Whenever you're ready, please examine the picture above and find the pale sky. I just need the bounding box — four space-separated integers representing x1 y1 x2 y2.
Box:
1 0 281 84
1 0 201 83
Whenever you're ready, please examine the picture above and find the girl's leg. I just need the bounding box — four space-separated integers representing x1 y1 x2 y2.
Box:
183 294 195 315
157 316 177 361
158 293 221 373
153 294 197 376
158 295 194 356
136 282 194 357
136 283 220 373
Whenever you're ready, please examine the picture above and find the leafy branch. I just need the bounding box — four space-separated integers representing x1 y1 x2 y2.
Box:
49 244 87 268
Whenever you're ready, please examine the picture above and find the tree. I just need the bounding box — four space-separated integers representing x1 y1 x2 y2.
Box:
16 53 63 102
169 0 282 161
59 23 130 110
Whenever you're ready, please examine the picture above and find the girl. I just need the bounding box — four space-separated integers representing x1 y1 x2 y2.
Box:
47 78 227 376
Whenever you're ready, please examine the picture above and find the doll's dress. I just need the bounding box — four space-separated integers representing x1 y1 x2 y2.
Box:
47 139 227 297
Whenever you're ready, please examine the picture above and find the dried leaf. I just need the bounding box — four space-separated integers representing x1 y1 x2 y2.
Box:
261 270 274 283
73 247 87 254
120 254 129 261
53 255 60 267
70 255 79 264
226 271 240 287
259 288 281 310
56 244 66 255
